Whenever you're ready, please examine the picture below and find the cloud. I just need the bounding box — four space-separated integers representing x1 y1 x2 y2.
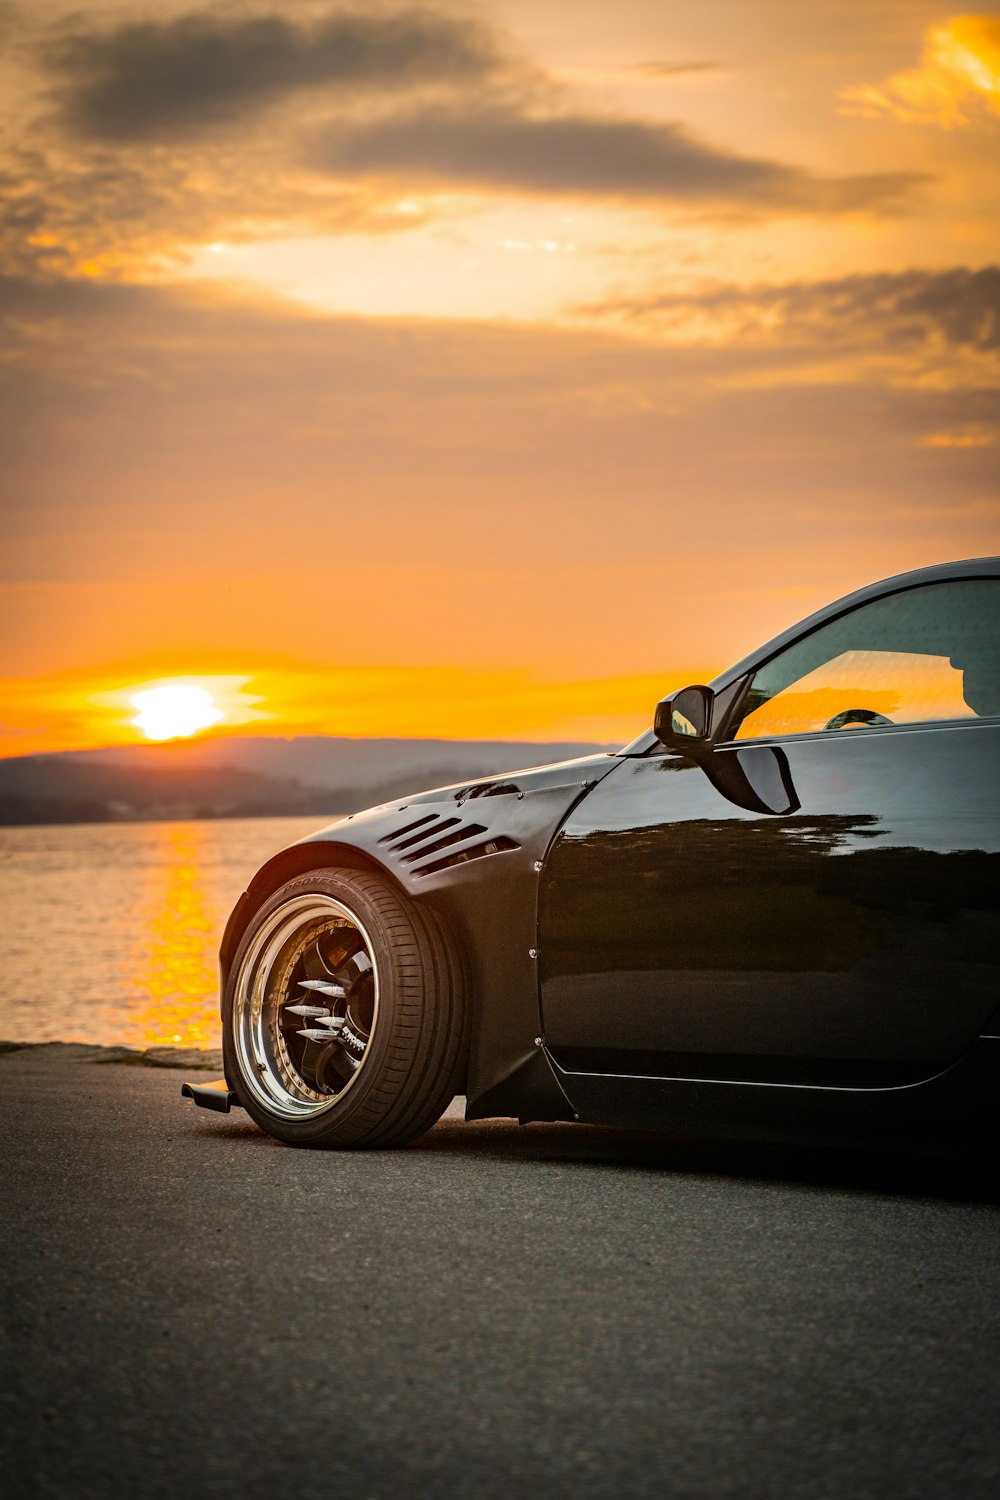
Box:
1 274 994 577
43 6 510 140
841 14 1000 126
631 61 720 79
0 3 937 287
581 266 1000 354
6 7 531 277
0 130 433 282
920 426 996 447
320 105 923 214
3 269 996 438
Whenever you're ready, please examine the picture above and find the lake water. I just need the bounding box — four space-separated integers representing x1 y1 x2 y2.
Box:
0 817 329 1049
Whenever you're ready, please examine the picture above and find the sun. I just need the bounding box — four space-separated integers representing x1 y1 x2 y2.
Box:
130 684 224 742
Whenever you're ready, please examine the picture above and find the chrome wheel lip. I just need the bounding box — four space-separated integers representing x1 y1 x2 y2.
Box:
232 892 380 1121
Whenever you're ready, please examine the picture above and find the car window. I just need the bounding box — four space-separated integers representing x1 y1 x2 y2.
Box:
732 579 1000 741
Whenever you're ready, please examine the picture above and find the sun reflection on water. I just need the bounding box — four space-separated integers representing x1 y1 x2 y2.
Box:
0 816 324 1050
125 822 221 1050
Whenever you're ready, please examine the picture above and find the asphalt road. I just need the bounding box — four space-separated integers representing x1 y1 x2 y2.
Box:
2 1051 998 1500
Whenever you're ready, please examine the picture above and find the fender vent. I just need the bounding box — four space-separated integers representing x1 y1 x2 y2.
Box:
378 814 520 876
453 779 521 800
416 835 519 877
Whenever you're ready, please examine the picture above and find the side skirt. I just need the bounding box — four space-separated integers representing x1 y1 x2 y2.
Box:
548 1036 1000 1150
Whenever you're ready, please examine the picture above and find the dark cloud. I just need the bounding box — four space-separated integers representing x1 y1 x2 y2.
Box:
321 105 923 214
0 3 937 287
0 134 406 281
879 266 1000 350
585 267 1000 349
44 7 509 140
632 61 720 78
25 5 922 228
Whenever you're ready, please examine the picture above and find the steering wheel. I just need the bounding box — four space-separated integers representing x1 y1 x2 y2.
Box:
822 707 895 732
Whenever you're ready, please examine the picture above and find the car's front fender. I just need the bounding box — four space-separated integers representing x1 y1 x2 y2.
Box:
220 754 621 1115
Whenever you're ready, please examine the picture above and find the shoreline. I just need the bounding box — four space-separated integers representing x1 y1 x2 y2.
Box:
0 1039 223 1069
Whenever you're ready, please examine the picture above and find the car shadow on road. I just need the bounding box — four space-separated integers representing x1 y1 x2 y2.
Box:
408 1115 1000 1204
191 1104 998 1204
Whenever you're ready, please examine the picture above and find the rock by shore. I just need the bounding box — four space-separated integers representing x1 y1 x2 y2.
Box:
0 1039 223 1070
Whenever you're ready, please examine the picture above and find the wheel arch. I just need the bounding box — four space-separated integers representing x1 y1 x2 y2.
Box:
219 753 620 1119
220 840 404 980
219 839 475 1091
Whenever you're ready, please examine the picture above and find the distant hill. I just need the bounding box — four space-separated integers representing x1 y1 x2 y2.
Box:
0 735 617 825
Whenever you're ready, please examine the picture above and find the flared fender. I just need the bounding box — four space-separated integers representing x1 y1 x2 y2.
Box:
219 753 621 1114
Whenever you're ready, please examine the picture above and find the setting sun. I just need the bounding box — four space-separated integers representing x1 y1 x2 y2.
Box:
130 685 224 742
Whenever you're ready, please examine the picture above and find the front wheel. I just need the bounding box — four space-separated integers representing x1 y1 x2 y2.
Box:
223 868 467 1148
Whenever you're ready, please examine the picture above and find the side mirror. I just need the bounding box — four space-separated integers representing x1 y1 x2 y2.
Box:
653 684 715 757
654 682 800 816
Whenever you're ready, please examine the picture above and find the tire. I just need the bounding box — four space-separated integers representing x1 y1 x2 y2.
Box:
223 867 467 1148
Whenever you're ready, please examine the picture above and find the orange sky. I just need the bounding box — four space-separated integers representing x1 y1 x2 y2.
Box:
1 1 998 755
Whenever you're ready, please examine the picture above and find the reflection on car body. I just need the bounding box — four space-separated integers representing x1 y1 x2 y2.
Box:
184 557 1000 1152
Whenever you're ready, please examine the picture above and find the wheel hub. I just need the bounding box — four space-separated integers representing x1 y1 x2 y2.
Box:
232 894 380 1120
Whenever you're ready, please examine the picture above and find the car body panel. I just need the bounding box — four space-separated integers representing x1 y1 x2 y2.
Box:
214 557 1000 1150
539 719 1000 1089
549 1035 1000 1148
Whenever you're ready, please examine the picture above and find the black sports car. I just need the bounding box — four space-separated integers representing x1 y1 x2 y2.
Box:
184 557 1000 1151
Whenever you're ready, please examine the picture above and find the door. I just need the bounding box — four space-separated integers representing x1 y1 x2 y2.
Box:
539 577 1000 1086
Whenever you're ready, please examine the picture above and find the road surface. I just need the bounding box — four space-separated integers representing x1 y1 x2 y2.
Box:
2 1048 998 1499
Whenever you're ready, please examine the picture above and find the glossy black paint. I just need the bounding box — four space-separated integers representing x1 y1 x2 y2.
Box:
550 1036 1000 1150
215 556 1000 1149
540 721 1000 1084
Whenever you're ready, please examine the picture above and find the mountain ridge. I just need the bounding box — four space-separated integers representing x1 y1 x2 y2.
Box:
0 734 619 825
